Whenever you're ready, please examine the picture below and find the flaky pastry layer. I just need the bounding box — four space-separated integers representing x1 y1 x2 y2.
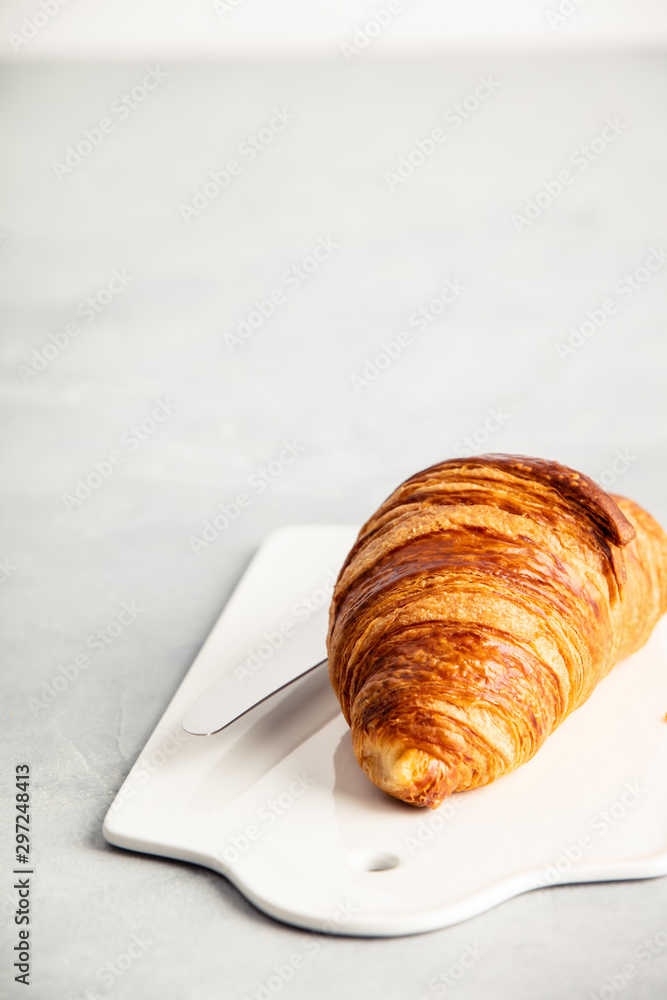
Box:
327 455 667 808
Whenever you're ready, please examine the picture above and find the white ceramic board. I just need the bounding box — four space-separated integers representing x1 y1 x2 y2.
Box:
104 525 667 937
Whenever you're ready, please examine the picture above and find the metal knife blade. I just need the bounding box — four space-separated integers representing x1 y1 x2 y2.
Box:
182 657 327 736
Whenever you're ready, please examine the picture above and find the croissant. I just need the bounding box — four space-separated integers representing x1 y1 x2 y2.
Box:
327 454 667 809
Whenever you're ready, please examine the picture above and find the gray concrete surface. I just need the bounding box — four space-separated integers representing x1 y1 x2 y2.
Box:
1 54 667 999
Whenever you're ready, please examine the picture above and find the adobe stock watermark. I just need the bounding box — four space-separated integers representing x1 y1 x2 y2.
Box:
7 0 72 54
223 237 340 352
106 727 191 817
404 795 465 858
555 246 666 360
418 943 485 999
179 107 296 223
385 76 501 190
189 440 306 554
217 772 316 867
78 799 113 844
241 899 360 1000
596 449 637 491
587 921 667 1000
233 569 337 684
27 601 144 717
340 0 416 62
212 0 247 19
16 268 134 384
452 406 510 457
64 935 153 1000
0 556 17 584
350 278 466 394
545 0 589 31
532 780 647 888
61 397 179 513
52 68 168 180
512 117 628 234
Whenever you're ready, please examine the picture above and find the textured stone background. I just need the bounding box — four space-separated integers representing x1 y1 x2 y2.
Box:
1 54 666 1000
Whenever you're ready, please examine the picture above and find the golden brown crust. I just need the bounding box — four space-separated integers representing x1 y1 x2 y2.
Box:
327 454 667 808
